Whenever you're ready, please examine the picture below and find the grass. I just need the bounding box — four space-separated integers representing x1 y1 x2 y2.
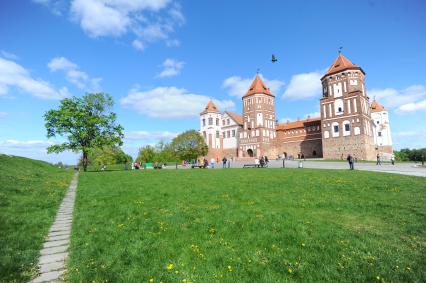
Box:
0 154 73 283
68 169 426 283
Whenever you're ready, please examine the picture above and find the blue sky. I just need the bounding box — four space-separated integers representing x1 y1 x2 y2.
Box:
1 0 425 164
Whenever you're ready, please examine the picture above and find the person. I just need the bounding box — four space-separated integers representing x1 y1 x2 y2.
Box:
260 156 265 168
264 156 269 167
347 154 354 170
222 156 227 168
203 158 209 168
211 157 216 168
376 153 381 166
391 155 395 165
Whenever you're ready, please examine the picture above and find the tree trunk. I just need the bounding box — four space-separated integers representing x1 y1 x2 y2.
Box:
83 150 88 172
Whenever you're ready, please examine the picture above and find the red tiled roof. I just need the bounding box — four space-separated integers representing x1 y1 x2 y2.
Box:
201 100 220 114
225 111 243 125
276 117 321 131
243 74 274 97
323 53 364 78
371 100 386 112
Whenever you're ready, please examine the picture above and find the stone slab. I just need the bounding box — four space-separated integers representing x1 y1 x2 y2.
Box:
39 261 65 274
43 239 69 249
47 234 70 242
40 245 68 256
39 252 68 265
31 269 65 283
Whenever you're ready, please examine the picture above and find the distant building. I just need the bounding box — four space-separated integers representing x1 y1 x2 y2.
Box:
200 53 393 161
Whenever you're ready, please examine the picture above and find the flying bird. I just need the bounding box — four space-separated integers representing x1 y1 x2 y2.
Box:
271 54 277 63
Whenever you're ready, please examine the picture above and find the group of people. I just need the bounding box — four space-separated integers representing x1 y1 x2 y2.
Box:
254 156 269 168
196 156 232 169
347 153 396 170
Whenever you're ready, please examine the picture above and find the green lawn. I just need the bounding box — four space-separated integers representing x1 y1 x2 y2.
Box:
0 154 73 283
68 169 426 283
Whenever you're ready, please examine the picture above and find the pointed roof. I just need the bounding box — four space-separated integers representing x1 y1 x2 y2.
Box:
322 53 364 78
224 111 243 125
371 100 386 112
243 74 274 98
201 100 220 114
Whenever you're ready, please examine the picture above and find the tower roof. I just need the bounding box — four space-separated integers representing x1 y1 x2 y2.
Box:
201 100 220 114
243 74 274 98
323 53 364 78
371 100 386 112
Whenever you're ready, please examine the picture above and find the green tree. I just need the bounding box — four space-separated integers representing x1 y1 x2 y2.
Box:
136 145 156 163
170 130 208 161
44 93 124 171
82 145 132 167
154 140 178 163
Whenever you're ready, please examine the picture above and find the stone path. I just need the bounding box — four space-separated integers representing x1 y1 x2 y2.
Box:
31 172 79 283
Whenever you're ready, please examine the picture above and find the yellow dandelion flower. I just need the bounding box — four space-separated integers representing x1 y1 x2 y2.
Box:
227 265 233 272
166 263 174 270
175 270 179 274
376 276 380 280
288 268 293 274
149 279 154 283
301 243 305 247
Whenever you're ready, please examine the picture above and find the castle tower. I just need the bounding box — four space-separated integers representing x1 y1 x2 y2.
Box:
238 74 276 157
200 100 223 153
320 53 376 160
371 100 393 159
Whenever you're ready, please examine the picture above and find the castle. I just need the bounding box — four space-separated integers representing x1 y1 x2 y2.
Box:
200 53 393 161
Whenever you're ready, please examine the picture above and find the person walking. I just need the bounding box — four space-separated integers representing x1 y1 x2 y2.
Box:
347 154 354 170
222 156 227 168
376 154 381 166
210 157 216 168
391 155 395 165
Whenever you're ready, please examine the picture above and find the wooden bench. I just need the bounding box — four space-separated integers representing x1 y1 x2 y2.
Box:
243 164 260 168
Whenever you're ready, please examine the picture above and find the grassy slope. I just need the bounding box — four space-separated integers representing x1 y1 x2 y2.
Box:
69 169 425 283
0 154 73 282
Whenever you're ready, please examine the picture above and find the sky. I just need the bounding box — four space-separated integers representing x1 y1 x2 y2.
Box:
0 0 426 164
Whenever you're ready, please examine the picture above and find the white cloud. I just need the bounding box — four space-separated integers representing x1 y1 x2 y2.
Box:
125 130 179 140
368 85 426 111
223 74 285 98
48 56 102 91
132 39 145 51
0 57 69 100
32 0 66 15
397 99 426 112
283 71 324 100
57 0 184 50
1 50 19 60
392 130 426 150
157 58 184 78
0 139 80 164
393 131 418 138
121 86 235 118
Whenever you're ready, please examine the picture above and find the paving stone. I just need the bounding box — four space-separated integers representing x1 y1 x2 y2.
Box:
48 231 69 237
40 245 68 256
43 239 69 248
39 252 68 265
47 234 70 242
31 269 65 283
39 261 64 273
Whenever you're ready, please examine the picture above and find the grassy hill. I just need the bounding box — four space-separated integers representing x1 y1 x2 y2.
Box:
68 169 426 282
0 154 73 283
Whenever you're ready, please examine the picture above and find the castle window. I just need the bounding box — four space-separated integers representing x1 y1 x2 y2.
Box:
232 130 236 137
227 119 230 125
338 107 343 112
222 119 225 125
334 125 339 133
208 118 213 125
378 132 382 137
216 118 219 126
345 124 350 131
216 131 219 138
376 121 379 124
202 119 206 126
